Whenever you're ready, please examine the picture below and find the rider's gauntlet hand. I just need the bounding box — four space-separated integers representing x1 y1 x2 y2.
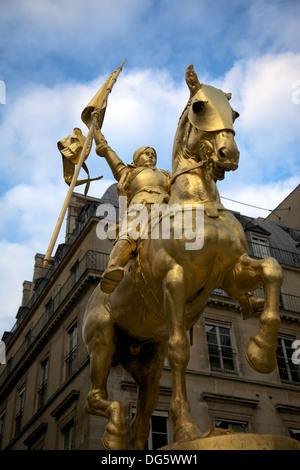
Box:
95 131 112 158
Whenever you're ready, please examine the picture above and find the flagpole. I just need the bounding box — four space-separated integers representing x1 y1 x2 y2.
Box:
43 59 126 268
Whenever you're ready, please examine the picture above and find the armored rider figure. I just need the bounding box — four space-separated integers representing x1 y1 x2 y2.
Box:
91 110 170 293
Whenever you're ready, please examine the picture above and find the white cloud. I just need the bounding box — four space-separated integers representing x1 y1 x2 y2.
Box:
0 241 33 334
219 176 299 219
101 68 187 167
0 182 65 246
246 1 300 53
214 53 300 182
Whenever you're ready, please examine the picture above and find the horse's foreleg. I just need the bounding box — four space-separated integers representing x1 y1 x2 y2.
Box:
245 256 283 373
83 296 127 450
223 254 283 373
163 264 200 442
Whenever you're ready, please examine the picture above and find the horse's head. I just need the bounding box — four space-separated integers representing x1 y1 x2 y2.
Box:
175 65 240 181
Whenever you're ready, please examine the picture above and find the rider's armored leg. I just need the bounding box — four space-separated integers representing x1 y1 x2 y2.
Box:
100 238 137 293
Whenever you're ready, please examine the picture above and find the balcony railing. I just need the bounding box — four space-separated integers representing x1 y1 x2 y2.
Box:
210 288 300 314
252 288 300 314
247 240 300 268
0 250 108 390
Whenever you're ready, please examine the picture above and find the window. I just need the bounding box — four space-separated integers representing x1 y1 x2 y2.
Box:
6 358 12 377
0 340 5 364
0 410 5 448
61 419 74 450
70 261 79 287
38 357 49 408
289 428 300 441
277 337 300 384
205 323 236 374
24 423 48 450
250 234 270 258
25 330 31 350
211 288 227 298
148 412 169 450
66 323 77 377
15 386 25 435
132 410 169 450
45 298 54 320
215 419 248 433
279 291 285 309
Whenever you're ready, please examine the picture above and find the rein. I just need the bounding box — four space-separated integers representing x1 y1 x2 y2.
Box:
170 160 204 185
170 127 215 186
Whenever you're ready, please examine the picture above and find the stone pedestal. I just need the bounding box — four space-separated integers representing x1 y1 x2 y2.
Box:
161 433 300 450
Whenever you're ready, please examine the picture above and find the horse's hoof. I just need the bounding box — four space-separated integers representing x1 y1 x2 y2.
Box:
201 427 235 438
84 390 106 416
246 336 276 374
173 421 201 443
101 401 128 450
102 419 128 450
102 429 128 451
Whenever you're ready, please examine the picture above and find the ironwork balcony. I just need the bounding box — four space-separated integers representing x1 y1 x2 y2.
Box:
210 288 300 315
247 240 300 268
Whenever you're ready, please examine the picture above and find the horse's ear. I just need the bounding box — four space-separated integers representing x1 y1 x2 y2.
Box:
186 65 201 97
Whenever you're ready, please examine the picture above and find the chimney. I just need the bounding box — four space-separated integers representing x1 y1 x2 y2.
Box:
22 280 32 307
32 253 48 288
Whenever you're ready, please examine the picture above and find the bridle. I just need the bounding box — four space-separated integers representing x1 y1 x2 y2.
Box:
170 127 216 185
170 122 236 186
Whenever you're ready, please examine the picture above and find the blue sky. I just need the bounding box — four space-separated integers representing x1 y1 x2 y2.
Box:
0 0 300 333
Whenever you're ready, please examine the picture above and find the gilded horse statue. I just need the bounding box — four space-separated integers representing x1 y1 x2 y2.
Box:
83 65 283 450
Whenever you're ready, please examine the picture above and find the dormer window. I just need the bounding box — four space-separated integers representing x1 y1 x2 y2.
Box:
250 234 270 258
244 220 271 259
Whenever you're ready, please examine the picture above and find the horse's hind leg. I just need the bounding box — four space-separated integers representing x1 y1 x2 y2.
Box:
223 254 283 373
83 288 127 450
121 340 168 449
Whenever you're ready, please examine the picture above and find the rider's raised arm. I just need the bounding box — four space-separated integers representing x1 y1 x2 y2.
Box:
93 127 127 182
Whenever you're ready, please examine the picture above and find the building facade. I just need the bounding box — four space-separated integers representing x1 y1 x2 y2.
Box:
0 185 299 450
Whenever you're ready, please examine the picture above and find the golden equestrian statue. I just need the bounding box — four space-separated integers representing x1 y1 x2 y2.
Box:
82 65 284 450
